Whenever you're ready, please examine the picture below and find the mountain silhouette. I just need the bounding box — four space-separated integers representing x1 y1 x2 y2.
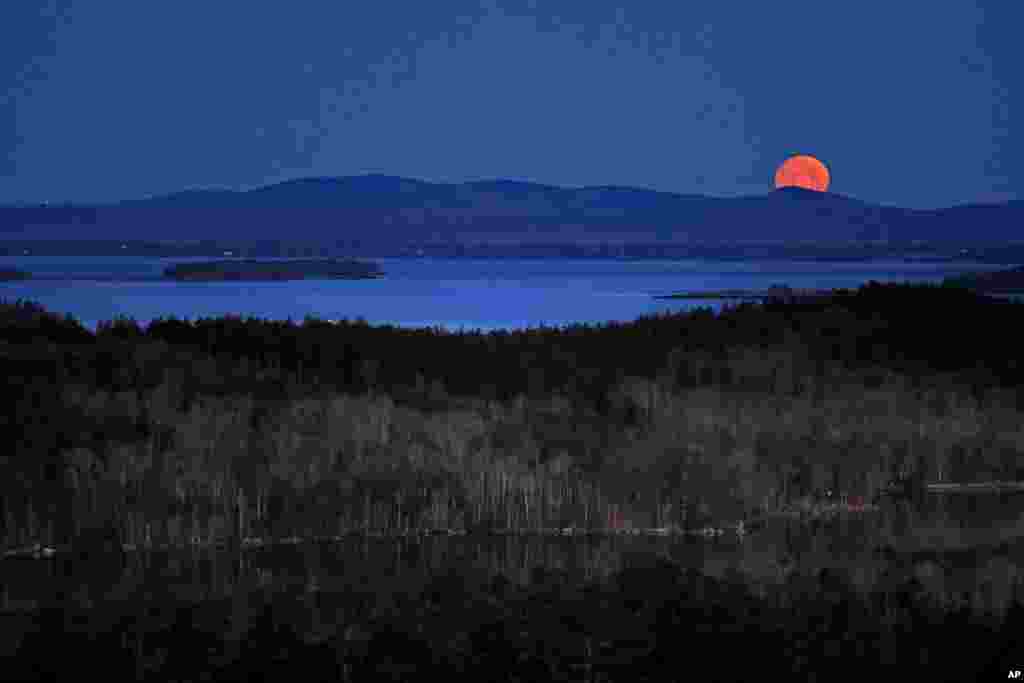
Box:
1 175 1020 244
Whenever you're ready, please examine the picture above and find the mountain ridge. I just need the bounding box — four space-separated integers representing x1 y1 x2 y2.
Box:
1 175 1020 244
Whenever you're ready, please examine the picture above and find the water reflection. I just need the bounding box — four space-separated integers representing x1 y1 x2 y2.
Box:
4 496 1024 620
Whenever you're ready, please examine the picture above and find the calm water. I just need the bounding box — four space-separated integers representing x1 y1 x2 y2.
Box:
0 256 1013 332
3 495 1023 617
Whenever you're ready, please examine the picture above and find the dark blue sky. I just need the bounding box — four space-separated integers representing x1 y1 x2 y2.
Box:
2 0 1018 209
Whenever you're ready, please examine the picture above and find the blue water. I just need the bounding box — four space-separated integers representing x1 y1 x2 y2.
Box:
0 256 1013 333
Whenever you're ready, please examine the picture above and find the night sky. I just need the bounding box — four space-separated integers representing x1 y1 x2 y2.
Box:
2 0 1018 209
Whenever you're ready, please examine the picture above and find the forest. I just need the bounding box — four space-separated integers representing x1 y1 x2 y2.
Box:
1 279 1023 555
942 265 1024 293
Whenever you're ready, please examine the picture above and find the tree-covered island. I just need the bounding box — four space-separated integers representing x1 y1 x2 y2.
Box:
163 258 384 281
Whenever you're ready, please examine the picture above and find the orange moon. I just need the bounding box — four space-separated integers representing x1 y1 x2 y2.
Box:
774 154 830 192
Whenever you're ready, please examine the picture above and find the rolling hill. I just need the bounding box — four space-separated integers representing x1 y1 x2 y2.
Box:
1 175 1020 245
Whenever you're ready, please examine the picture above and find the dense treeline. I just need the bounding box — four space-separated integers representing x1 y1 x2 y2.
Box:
2 280 1023 553
943 264 1024 293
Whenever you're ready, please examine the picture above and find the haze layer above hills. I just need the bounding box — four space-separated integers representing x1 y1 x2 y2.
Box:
1 175 1021 244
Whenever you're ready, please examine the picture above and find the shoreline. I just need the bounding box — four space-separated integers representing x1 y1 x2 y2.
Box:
925 481 1024 493
163 258 385 281
653 288 837 300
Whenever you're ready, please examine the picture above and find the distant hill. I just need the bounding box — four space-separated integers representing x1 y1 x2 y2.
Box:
1 174 1021 245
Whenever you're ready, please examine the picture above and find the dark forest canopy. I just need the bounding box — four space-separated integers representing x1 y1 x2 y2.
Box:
1 280 1021 401
162 258 384 281
2 279 1023 560
942 265 1024 293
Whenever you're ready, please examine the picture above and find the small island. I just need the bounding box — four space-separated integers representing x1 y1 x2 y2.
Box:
0 268 31 282
163 258 384 282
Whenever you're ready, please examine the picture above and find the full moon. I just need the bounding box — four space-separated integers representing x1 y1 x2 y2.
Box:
774 154 830 192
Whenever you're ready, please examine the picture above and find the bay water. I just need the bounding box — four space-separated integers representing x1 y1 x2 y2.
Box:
0 256 1012 332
